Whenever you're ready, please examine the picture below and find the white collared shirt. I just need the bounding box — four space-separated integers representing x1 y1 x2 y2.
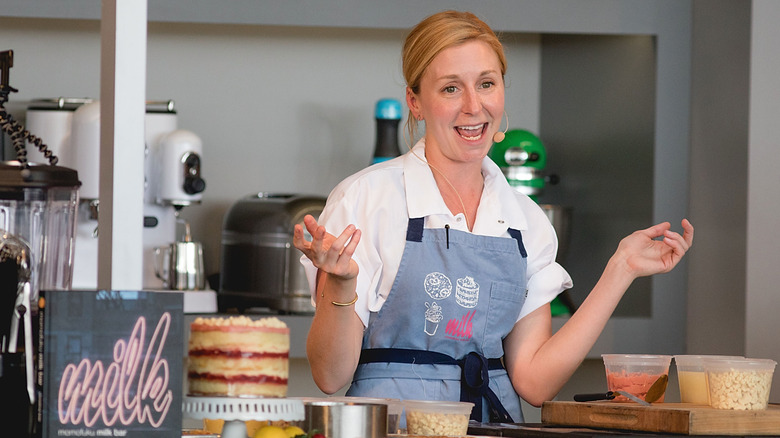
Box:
302 139 573 327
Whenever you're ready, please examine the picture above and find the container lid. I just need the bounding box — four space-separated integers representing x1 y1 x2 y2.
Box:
375 98 402 120
0 161 81 190
403 399 474 414
602 354 673 366
704 357 777 372
674 354 743 366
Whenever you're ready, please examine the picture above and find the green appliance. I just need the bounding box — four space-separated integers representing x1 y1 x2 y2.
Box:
488 129 549 201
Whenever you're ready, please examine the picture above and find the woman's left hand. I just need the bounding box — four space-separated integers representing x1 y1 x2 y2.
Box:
613 218 694 278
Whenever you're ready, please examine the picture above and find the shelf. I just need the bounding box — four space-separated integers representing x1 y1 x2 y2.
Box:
4 0 688 35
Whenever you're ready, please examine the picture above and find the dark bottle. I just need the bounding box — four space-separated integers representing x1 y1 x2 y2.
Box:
371 98 402 164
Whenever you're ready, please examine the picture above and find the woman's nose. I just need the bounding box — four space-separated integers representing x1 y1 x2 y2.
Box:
461 89 482 114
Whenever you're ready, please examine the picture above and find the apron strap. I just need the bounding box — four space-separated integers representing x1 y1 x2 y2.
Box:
406 217 425 242
459 352 514 423
357 348 513 423
507 228 527 258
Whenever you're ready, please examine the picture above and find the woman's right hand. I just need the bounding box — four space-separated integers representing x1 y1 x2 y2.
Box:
293 214 361 281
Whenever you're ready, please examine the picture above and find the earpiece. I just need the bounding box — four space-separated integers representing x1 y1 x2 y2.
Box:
493 111 508 143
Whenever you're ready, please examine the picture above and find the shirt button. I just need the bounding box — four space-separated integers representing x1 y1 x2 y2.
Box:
456 217 462 222
498 219 505 224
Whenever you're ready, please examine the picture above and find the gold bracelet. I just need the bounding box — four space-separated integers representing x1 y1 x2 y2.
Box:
330 293 359 307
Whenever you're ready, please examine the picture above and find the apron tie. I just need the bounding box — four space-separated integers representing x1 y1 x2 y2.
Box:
358 348 514 423
459 351 514 423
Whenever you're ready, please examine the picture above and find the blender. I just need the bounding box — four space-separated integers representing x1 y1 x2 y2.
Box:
488 129 576 315
1 50 81 436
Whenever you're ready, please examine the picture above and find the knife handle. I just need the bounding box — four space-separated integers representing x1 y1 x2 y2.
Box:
574 392 616 402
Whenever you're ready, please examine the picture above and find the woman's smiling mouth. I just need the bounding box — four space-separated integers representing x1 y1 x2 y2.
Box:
455 123 487 141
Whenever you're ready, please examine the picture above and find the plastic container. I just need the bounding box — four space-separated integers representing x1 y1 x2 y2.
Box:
602 354 672 402
674 355 742 404
403 400 473 436
705 357 776 410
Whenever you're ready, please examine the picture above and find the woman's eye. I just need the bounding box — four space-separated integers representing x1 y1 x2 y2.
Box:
443 85 458 94
480 81 495 90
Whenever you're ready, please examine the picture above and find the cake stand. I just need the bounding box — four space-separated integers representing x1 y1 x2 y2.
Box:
183 396 305 438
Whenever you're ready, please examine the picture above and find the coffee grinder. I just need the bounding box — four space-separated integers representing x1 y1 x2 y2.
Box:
1 50 81 436
488 129 576 315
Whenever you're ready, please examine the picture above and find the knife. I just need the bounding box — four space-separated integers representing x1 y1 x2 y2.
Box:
573 390 651 406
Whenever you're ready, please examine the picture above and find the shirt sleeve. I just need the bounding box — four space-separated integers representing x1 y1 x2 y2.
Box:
514 196 574 321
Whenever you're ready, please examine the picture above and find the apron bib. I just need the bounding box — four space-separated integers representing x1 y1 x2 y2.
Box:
347 217 528 422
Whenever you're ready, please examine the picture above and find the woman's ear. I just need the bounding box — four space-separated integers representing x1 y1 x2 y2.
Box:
406 87 421 120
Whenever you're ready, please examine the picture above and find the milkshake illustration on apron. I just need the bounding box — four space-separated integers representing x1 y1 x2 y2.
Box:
347 216 528 423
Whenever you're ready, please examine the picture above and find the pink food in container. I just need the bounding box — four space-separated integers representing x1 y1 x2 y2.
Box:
602 354 672 403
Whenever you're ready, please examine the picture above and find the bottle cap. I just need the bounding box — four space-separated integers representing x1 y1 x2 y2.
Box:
375 98 402 120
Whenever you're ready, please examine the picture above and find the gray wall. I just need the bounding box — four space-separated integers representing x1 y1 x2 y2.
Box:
688 0 750 356
746 0 780 381
539 34 656 317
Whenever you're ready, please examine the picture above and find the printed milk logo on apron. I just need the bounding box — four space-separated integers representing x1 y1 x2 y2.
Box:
423 273 479 340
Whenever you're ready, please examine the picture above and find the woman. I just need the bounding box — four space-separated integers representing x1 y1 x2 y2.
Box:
293 10 694 423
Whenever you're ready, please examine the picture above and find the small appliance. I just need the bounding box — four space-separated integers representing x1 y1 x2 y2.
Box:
218 193 326 314
23 97 213 311
488 129 557 200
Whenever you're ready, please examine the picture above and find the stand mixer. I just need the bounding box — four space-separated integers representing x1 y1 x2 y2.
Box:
25 97 213 308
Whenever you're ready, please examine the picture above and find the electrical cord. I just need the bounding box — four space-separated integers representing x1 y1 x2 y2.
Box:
1 85 60 173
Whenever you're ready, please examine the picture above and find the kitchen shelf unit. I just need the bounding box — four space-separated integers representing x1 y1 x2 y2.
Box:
3 0 693 357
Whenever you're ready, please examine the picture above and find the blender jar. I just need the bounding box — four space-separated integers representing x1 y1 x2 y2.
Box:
0 161 80 305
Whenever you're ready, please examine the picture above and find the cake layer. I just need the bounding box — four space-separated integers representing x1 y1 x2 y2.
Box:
188 355 288 378
188 378 287 398
188 330 289 354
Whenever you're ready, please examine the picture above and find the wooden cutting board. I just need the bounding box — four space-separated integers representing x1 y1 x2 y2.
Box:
542 401 780 435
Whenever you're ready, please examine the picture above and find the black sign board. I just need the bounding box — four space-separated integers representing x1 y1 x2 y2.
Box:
36 290 183 438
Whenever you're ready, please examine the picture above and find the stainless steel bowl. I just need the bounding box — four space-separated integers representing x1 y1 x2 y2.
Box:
305 401 387 438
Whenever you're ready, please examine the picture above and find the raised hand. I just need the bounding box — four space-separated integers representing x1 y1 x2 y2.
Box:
613 218 694 278
293 214 361 281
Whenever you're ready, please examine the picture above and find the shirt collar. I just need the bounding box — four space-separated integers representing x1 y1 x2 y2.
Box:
402 139 529 233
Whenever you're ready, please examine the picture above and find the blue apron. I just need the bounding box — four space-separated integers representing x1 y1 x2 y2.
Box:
346 217 528 423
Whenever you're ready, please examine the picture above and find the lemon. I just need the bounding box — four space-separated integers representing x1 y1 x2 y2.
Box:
246 420 271 437
253 425 288 438
283 426 306 437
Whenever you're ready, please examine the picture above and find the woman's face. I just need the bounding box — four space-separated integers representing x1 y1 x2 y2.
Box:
408 39 505 165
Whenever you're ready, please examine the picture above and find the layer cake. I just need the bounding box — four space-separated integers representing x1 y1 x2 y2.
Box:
187 315 289 397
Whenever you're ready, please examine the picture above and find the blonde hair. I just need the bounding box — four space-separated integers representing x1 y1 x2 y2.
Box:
402 10 507 142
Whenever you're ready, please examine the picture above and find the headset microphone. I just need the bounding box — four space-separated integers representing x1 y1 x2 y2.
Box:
493 111 508 143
